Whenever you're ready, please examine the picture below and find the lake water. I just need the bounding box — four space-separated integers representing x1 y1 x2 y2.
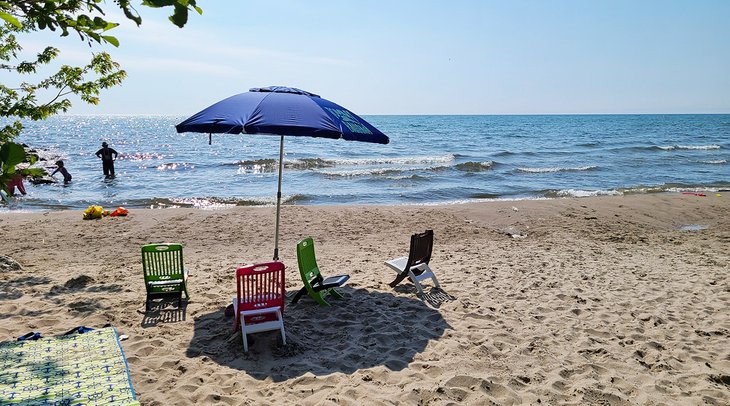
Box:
4 114 729 211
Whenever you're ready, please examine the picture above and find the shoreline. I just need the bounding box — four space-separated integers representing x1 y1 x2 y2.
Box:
1 187 728 213
1 193 728 404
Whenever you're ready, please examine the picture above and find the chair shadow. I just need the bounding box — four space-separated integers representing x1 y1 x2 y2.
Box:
392 285 457 309
185 286 451 382
422 287 457 309
141 299 188 328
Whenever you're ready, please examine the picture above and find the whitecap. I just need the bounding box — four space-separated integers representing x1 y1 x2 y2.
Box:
328 154 455 166
517 165 598 173
698 159 726 164
555 189 622 198
317 164 451 177
658 144 720 151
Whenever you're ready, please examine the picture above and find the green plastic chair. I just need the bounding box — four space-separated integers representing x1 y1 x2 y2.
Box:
292 237 349 306
142 243 189 310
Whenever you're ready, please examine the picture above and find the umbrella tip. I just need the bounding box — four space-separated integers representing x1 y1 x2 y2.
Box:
250 86 320 98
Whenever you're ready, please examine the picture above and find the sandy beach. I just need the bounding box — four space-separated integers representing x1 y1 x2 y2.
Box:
0 193 728 405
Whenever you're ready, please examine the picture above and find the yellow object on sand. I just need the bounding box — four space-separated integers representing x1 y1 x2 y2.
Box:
716 194 722 197
82 205 104 220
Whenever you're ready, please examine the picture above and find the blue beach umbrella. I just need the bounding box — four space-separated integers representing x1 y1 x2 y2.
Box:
176 86 389 260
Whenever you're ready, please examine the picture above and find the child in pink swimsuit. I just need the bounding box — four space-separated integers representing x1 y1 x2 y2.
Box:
6 173 27 196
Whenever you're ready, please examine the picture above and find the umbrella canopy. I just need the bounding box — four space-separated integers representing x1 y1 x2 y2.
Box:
176 86 389 144
176 86 389 260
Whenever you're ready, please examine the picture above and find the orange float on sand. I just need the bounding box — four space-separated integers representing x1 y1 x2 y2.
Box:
110 207 129 217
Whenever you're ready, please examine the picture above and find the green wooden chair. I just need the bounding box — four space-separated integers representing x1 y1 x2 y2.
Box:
292 237 349 306
142 243 189 310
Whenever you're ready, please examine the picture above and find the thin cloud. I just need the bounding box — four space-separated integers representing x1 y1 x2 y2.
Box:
119 56 242 76
108 12 351 68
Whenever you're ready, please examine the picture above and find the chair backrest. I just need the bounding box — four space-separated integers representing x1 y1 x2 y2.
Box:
405 230 433 274
297 238 322 286
142 243 185 282
236 262 285 313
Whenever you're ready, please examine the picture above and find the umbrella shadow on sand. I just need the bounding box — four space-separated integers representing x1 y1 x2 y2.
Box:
185 286 451 382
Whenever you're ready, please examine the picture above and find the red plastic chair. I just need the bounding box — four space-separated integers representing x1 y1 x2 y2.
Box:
232 261 286 352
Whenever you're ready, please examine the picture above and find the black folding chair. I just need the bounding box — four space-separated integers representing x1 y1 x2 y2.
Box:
385 230 440 296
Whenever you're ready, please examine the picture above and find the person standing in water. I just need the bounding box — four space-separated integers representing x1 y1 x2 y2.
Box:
51 160 72 184
95 142 118 178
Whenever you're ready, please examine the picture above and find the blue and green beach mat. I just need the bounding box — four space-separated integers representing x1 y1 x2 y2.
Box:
0 327 138 405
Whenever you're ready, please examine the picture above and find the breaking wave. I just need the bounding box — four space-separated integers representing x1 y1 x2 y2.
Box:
543 189 622 198
328 154 455 165
455 161 496 172
698 159 726 164
655 144 721 151
517 165 599 173
227 155 455 172
143 195 309 209
316 164 452 178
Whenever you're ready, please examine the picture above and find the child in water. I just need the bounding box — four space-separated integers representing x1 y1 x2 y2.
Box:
5 173 27 196
51 160 72 184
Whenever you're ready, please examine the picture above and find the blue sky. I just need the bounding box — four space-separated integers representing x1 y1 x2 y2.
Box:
17 0 730 115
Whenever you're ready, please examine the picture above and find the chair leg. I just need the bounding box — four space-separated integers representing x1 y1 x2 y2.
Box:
232 299 239 332
312 291 331 306
413 281 426 296
429 271 441 289
389 269 409 288
277 309 286 346
329 288 344 299
291 287 307 304
241 323 248 352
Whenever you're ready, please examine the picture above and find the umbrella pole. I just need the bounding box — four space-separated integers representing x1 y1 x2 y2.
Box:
273 135 284 261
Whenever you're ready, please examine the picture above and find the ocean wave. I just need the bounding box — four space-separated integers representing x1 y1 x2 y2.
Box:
228 155 455 171
615 183 729 195
517 165 598 173
698 159 727 164
655 144 721 151
383 174 430 181
327 154 455 166
494 151 537 156
468 192 501 199
155 162 194 171
144 194 308 209
455 161 496 172
316 164 451 178
229 158 334 173
543 189 622 198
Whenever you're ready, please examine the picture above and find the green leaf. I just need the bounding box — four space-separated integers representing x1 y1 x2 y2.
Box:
0 142 26 168
143 0 177 8
101 35 119 47
169 4 189 28
0 11 21 28
20 167 45 177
